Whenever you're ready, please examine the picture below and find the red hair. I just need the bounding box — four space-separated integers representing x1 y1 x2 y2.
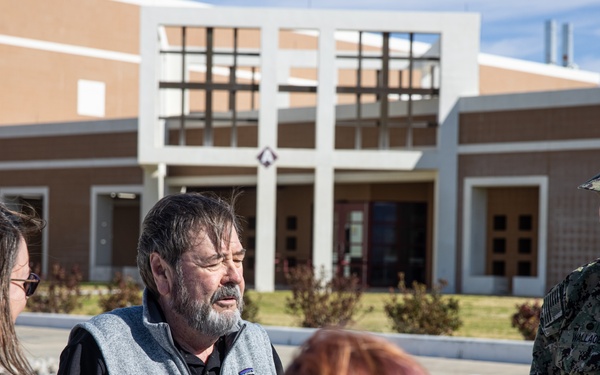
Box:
285 328 429 375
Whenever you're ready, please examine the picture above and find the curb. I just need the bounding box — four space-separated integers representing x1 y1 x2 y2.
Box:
17 312 533 365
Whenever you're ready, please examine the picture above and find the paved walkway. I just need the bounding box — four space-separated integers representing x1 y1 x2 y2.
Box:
17 325 531 374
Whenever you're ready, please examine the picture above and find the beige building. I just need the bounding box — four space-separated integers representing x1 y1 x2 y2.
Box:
1 0 599 296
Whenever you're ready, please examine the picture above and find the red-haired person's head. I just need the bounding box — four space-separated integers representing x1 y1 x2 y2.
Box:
285 328 429 375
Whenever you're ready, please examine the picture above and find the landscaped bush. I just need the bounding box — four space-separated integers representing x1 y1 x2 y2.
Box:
242 292 260 322
511 300 541 340
28 263 83 314
385 273 462 335
98 273 143 312
285 264 369 328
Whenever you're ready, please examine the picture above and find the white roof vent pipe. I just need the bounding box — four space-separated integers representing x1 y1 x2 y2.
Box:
545 19 557 65
562 22 576 68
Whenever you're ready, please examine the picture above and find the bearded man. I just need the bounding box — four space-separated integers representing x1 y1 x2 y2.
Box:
58 192 283 375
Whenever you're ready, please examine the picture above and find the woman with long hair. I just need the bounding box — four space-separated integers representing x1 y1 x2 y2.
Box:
0 202 44 375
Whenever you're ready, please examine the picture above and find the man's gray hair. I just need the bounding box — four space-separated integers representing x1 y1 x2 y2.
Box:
137 192 241 296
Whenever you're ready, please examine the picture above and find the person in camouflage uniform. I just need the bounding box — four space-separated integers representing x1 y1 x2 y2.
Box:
530 172 600 374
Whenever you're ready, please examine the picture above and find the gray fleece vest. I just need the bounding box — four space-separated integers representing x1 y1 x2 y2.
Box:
73 294 277 375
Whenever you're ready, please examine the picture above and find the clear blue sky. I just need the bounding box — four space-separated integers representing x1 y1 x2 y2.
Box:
196 0 600 73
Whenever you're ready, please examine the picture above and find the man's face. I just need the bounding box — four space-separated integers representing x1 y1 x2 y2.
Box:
170 229 246 338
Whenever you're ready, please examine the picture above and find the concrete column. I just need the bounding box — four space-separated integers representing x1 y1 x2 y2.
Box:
141 164 164 222
254 24 279 292
433 18 480 293
312 26 336 278
435 104 460 293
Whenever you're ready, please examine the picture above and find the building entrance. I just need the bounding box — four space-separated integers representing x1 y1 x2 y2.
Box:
334 201 428 288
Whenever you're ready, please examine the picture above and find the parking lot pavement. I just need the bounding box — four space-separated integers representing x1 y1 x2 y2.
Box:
17 325 531 375
414 355 531 375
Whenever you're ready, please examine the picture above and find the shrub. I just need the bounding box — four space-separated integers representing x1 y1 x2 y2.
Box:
384 273 462 335
27 263 83 313
98 273 143 312
511 300 541 340
285 264 369 328
242 292 260 322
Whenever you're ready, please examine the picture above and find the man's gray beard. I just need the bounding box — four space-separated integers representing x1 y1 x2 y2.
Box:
171 276 244 339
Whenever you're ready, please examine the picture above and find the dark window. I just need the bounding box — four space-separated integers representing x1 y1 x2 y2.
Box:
493 215 506 231
247 236 255 250
519 215 532 231
372 225 397 245
493 238 506 254
518 238 532 254
372 203 397 222
286 216 297 231
369 202 427 287
517 261 531 276
492 261 505 276
286 236 297 251
248 216 256 230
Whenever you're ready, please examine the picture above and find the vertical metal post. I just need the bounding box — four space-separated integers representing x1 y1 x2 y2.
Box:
204 27 214 146
406 32 414 148
179 27 187 146
378 32 390 149
354 31 363 150
398 67 403 88
230 28 238 147
251 67 256 110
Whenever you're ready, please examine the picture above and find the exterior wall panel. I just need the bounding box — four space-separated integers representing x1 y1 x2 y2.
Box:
458 150 600 291
460 105 600 144
0 132 137 161
0 45 138 125
480 65 598 95
0 166 143 278
0 0 139 54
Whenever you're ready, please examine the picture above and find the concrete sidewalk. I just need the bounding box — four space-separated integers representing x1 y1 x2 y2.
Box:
16 322 532 375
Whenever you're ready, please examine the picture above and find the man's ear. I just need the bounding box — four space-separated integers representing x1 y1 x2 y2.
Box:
150 253 173 296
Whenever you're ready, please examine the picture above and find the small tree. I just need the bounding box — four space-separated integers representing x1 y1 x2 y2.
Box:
285 264 369 328
27 263 83 313
98 272 143 312
511 300 541 340
385 273 462 335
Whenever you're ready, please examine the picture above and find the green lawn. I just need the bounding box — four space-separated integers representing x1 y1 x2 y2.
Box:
61 289 539 341
241 291 539 340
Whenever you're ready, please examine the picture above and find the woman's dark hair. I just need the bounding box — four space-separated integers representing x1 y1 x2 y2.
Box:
0 202 44 375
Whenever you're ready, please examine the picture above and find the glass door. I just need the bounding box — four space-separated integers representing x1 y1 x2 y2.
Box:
369 202 427 287
334 202 369 287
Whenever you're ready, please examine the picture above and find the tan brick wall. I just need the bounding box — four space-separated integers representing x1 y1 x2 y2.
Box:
0 132 137 161
459 105 600 144
0 45 139 125
480 65 598 95
0 0 139 54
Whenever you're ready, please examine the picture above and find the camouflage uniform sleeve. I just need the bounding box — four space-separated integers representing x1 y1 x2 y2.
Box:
530 259 600 375
530 283 565 375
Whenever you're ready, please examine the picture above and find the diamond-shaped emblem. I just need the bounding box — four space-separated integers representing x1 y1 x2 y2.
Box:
257 146 277 167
